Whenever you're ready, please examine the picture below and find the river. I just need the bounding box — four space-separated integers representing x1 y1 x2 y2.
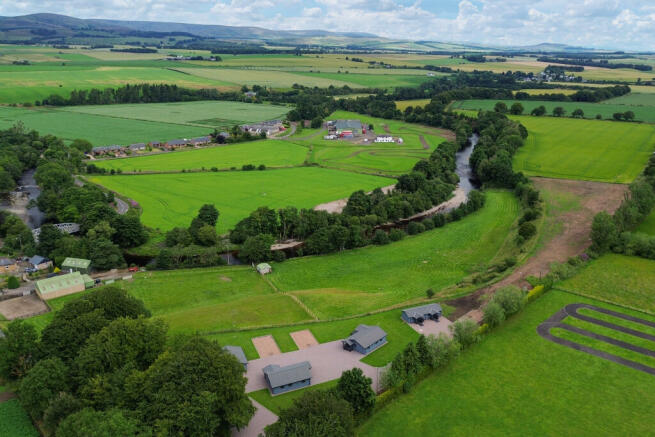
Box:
0 169 45 229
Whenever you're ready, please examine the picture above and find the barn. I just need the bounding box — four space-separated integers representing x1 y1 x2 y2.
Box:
342 324 387 355
263 361 312 394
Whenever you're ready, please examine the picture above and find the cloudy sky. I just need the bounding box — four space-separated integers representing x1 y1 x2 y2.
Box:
1 0 654 50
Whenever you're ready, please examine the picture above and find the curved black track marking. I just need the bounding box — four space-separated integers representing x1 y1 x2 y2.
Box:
537 304 655 376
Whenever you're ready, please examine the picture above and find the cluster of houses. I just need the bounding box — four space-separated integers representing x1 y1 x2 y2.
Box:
34 257 94 301
0 255 53 275
90 136 215 156
326 119 365 139
241 120 284 136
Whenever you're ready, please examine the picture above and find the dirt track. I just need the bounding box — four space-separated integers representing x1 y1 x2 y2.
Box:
448 177 627 318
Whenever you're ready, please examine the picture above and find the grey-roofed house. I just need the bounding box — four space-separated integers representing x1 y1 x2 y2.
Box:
335 119 363 134
342 324 387 355
401 303 443 325
165 139 187 149
28 255 52 271
224 345 248 371
91 145 125 155
129 143 146 151
189 136 212 146
263 361 312 395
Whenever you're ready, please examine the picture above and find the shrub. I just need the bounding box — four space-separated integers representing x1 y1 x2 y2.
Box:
449 318 479 348
492 286 525 316
426 288 435 298
422 218 435 231
388 228 405 241
482 301 505 328
258 164 266 170
372 229 390 245
407 222 425 235
518 222 537 239
7 276 19 289
433 214 446 228
525 285 546 303
272 250 286 262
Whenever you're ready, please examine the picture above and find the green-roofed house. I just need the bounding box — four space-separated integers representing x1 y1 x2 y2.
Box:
35 272 94 300
62 257 92 274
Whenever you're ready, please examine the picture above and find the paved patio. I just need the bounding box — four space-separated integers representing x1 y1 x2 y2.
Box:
406 317 453 337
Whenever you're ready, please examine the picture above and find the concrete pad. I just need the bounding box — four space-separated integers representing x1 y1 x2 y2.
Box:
0 294 48 320
290 329 318 350
252 335 281 357
232 398 278 437
406 317 453 337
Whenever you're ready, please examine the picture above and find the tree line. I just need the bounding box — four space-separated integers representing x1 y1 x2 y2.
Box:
537 56 653 72
0 288 254 436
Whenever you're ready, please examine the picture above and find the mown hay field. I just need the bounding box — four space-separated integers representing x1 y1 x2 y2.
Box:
89 167 394 232
269 190 519 318
511 115 655 183
94 140 308 172
358 290 655 436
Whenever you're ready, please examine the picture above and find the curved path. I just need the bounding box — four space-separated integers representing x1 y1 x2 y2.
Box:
537 303 655 375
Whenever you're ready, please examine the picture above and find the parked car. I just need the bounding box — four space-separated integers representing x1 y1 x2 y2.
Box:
128 267 139 272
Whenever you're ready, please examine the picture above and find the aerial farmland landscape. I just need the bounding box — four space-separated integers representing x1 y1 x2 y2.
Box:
0 2 654 436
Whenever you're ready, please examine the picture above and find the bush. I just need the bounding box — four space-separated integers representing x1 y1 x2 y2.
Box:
482 301 505 328
426 288 435 298
7 276 19 289
525 285 546 303
372 229 390 245
433 214 446 228
492 286 525 316
407 221 425 235
258 164 266 171
449 318 479 348
389 228 405 241
518 221 537 239
272 250 286 262
422 218 435 230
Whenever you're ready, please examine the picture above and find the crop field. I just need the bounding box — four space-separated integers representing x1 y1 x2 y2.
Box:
89 167 394 232
0 100 289 145
604 92 655 106
517 88 579 96
269 190 519 318
94 140 308 172
0 399 39 437
451 99 655 123
557 254 655 313
395 99 431 110
511 116 655 183
290 72 432 89
359 290 655 436
60 100 290 127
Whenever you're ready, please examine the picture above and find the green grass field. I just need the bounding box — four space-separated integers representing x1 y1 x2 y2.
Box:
250 380 339 414
557 254 655 313
358 290 655 436
511 116 655 183
88 167 394 232
451 99 655 123
0 400 39 437
604 92 655 106
635 209 655 235
93 140 308 172
269 190 519 318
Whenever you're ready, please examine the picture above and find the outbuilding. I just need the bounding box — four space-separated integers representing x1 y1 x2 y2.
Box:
342 324 387 355
0 257 19 274
263 361 312 395
28 255 52 271
401 303 443 325
224 345 248 371
375 135 393 143
256 263 272 275
62 257 91 274
35 271 94 300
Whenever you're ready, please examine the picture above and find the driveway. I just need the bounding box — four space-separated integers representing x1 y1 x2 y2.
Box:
245 340 382 393
406 317 453 337
232 399 278 437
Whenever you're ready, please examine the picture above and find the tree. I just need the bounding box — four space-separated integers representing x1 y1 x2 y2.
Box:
572 108 584 118
509 102 524 115
43 392 84 435
265 389 354 437
493 102 508 113
492 286 524 316
552 106 565 117
37 224 65 257
111 214 147 248
482 301 505 328
613 112 624 121
336 368 375 418
518 221 536 239
372 229 389 245
426 333 460 369
196 204 219 227
449 318 479 348
165 227 192 247
310 117 323 128
239 234 274 263
343 190 370 216
530 105 546 116
0 319 38 380
88 238 125 270
133 336 254 436
19 357 69 420
7 275 19 289
590 211 618 253
623 110 635 121
70 139 93 154
35 162 74 191
426 288 435 298
415 335 431 367
56 408 148 437
195 224 218 246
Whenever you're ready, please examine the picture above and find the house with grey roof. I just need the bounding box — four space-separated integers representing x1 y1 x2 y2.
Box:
129 143 146 151
401 303 443 325
28 255 52 271
189 136 212 146
91 145 125 156
224 345 248 371
263 361 312 395
342 324 387 355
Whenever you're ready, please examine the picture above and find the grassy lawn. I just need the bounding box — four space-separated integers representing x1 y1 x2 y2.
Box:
88 167 394 232
451 99 655 123
635 208 655 235
93 140 309 172
269 190 519 318
511 116 655 183
249 380 338 414
557 254 655 313
0 400 39 437
358 290 655 436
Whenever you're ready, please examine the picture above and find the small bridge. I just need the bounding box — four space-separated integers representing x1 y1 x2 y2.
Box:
32 223 80 241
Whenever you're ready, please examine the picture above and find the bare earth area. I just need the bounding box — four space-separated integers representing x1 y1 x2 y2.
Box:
290 329 319 349
0 294 48 320
448 177 628 318
252 335 281 357
314 185 396 214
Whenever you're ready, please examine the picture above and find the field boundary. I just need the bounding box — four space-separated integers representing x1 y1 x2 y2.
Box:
554 287 655 317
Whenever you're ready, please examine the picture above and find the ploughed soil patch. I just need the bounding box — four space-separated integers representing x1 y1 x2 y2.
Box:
447 177 627 318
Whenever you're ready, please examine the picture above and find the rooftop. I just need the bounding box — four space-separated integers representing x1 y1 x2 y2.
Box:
29 255 48 265
263 361 312 388
335 119 362 130
402 303 443 318
62 257 91 269
0 257 15 266
36 271 92 295
347 324 387 349
224 345 248 365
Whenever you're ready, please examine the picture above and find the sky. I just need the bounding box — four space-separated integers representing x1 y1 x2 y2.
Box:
1 0 654 50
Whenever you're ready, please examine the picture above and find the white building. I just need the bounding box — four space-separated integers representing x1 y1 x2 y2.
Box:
375 135 394 143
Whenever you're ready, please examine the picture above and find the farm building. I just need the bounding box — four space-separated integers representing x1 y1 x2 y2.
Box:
150 141 161 148
164 139 187 150
189 136 212 146
263 361 312 395
28 255 52 271
92 145 125 156
62 257 91 274
401 303 443 324
256 263 272 275
241 120 283 136
224 345 248 370
334 119 363 135
324 134 337 140
0 258 18 274
35 271 94 300
375 135 394 143
244 91 257 98
129 143 146 152
342 324 387 355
